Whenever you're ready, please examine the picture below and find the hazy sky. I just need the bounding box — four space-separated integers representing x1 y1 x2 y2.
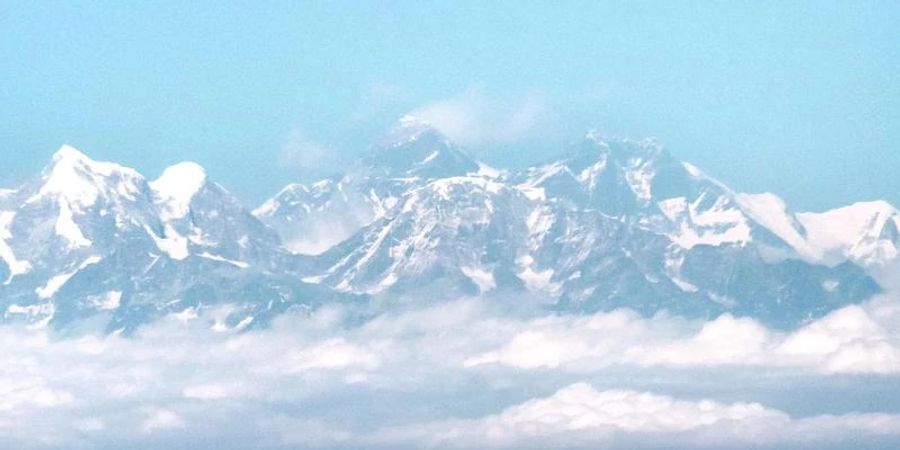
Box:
1 1 897 210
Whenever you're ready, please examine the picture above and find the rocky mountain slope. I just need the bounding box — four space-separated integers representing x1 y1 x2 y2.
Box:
1 118 895 330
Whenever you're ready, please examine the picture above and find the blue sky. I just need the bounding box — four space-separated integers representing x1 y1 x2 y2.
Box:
1 1 897 210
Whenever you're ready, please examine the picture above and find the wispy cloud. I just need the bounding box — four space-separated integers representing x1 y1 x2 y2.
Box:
408 88 553 148
279 128 333 172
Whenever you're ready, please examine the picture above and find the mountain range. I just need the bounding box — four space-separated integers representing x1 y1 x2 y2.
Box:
1 116 897 332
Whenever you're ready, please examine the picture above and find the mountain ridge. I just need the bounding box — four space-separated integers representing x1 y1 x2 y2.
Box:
0 124 895 331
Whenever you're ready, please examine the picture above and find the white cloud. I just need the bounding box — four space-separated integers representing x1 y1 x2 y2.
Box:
0 295 896 448
350 81 410 123
140 408 185 433
260 416 353 447
627 314 773 366
408 88 551 148
280 128 332 171
372 383 900 449
465 302 900 375
266 338 381 373
183 382 239 400
0 378 73 412
776 304 900 374
74 417 105 432
493 384 784 434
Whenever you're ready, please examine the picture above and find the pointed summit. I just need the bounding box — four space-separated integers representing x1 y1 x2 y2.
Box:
45 144 141 177
379 114 442 148
363 115 479 179
31 145 145 210
51 144 91 164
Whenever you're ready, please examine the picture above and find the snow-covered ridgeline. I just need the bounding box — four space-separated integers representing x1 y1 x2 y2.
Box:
0 122 895 331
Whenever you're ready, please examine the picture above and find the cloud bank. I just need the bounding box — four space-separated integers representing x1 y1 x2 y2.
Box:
376 383 900 450
0 294 898 449
465 302 900 374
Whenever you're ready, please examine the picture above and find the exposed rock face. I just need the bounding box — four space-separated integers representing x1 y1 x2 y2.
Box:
1 123 893 331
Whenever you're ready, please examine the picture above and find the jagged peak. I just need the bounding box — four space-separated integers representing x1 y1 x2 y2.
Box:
253 182 312 215
312 177 338 190
378 114 447 149
266 177 344 203
29 145 145 209
46 145 140 176
361 115 479 179
277 182 311 196
582 132 667 160
534 133 673 182
538 133 672 186
795 199 900 268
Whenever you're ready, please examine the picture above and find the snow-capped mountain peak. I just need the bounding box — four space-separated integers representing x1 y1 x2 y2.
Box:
364 116 480 179
797 201 900 269
252 183 309 218
734 192 814 258
255 117 496 256
150 162 208 221
1 147 321 332
520 135 685 214
51 144 90 163
31 145 145 211
376 114 439 149
1 131 893 332
397 113 431 129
